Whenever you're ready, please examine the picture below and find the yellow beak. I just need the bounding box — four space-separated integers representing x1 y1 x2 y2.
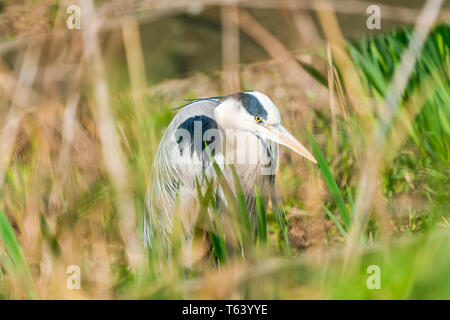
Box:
261 124 317 164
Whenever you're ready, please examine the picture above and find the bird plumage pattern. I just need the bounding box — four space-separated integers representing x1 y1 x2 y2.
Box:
144 91 316 255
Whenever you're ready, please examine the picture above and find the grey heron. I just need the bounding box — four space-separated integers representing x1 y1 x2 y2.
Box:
144 91 316 253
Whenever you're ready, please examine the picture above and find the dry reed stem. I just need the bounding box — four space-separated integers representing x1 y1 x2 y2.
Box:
79 0 142 269
0 42 42 190
232 9 316 89
316 0 372 118
102 0 450 25
221 5 241 93
291 11 321 48
326 43 338 151
121 18 147 95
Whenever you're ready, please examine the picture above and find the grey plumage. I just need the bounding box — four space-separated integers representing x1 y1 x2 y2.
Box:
144 91 316 252
144 99 221 248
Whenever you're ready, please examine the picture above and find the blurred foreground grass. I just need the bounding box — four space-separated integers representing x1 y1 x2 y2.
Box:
0 1 449 299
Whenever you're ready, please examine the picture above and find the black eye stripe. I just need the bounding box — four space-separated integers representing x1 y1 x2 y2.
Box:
238 92 268 120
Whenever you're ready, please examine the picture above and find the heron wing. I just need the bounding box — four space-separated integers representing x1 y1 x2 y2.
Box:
144 99 223 246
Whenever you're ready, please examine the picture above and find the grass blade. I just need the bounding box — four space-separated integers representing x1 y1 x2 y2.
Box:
255 187 267 245
209 198 229 264
308 131 352 229
297 59 329 88
195 175 229 265
323 206 347 238
230 166 252 243
0 209 39 299
346 186 355 215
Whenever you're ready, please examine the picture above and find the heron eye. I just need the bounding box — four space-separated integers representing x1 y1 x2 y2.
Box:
254 116 262 123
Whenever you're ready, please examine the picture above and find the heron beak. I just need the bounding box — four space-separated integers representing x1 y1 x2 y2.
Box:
261 124 317 164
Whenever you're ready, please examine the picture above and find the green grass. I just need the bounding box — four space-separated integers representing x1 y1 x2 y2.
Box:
348 25 450 164
0 210 38 299
309 131 352 231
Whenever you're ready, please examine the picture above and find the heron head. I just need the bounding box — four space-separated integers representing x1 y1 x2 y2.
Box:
214 91 317 164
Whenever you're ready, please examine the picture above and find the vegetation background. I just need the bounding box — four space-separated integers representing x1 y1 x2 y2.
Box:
0 0 448 299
